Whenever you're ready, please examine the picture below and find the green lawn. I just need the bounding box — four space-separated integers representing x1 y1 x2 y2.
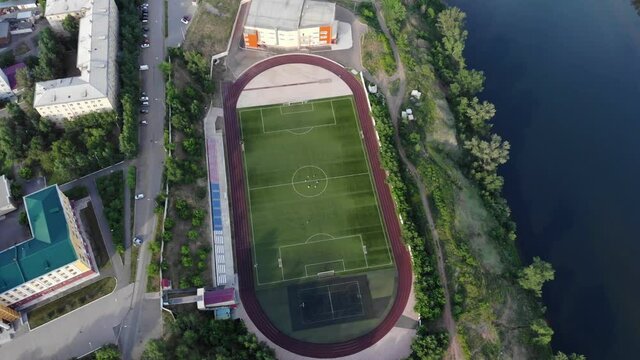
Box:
239 96 393 286
27 277 116 329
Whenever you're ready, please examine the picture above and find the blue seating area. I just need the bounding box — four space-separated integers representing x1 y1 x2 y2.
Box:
210 183 223 232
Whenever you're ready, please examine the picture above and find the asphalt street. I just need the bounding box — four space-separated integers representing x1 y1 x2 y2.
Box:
118 0 167 358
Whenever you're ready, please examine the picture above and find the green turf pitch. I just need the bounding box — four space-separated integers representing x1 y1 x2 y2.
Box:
239 96 393 285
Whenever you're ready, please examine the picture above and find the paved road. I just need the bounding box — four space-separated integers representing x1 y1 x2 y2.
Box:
166 0 196 47
0 284 134 360
119 0 167 358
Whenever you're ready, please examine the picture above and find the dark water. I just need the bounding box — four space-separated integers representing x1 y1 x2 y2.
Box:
447 0 640 358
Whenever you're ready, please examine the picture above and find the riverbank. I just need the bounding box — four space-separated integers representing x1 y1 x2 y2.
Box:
359 0 564 358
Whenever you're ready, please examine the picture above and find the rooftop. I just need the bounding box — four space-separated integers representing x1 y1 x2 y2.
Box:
35 0 114 108
299 0 335 28
0 0 37 10
0 22 9 38
0 175 12 210
246 0 304 31
0 186 78 293
2 62 26 90
45 0 91 17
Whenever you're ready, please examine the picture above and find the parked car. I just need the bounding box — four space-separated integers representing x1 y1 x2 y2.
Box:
140 108 149 114
143 26 149 32
133 236 143 246
141 43 150 48
140 64 149 70
140 120 148 125
141 101 149 106
135 193 145 200
181 16 190 24
140 95 149 101
141 18 148 23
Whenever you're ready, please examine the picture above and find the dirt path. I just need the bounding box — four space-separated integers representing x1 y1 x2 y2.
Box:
372 2 464 358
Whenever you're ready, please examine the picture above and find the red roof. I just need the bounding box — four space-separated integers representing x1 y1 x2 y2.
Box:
203 288 235 306
161 278 171 287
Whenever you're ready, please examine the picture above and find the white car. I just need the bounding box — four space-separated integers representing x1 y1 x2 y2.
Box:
140 120 148 125
140 43 150 48
133 236 143 246
141 101 149 106
135 193 144 200
181 16 190 24
140 96 149 101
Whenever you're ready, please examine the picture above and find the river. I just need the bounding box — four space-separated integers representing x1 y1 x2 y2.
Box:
447 0 640 358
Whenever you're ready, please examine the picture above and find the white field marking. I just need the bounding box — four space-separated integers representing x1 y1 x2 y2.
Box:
297 281 365 324
279 234 363 250
346 97 394 264
291 165 329 198
279 248 285 280
286 127 313 135
238 109 264 285
327 286 335 319
304 259 345 277
257 263 392 286
260 100 338 134
279 235 370 281
249 172 369 192
279 102 315 115
305 232 335 244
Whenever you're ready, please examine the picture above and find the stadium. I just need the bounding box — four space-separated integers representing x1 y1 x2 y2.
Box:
223 54 411 357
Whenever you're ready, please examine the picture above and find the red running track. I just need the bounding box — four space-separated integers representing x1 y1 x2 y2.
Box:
223 54 412 358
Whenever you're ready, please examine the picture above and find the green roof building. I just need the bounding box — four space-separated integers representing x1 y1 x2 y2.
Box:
0 185 95 309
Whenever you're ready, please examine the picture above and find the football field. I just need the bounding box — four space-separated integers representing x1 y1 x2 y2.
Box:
238 96 393 286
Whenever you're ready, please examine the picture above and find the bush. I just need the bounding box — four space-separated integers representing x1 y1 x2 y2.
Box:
175 199 191 220
191 209 205 227
127 166 136 191
164 218 175 230
187 230 199 241
18 166 33 179
18 211 28 226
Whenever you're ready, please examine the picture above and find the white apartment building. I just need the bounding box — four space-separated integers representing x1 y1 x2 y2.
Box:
34 0 118 122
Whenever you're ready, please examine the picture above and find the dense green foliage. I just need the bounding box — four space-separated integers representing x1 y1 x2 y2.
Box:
94 344 121 360
531 318 554 345
0 106 121 182
34 28 64 81
519 257 555 297
409 328 449 360
0 50 15 68
370 95 446 322
115 0 143 158
96 171 125 254
141 313 275 360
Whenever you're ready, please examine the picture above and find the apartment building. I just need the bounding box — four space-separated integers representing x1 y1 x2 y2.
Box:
0 185 97 309
34 0 118 122
243 0 337 49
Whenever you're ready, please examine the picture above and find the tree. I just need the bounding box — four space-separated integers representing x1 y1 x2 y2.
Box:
459 97 496 135
34 28 64 81
530 318 554 345
191 209 205 227
436 7 467 69
142 339 166 360
95 344 121 360
409 329 448 360
381 0 406 36
519 257 555 296
0 50 15 68
450 68 485 98
19 166 33 179
555 351 587 360
187 230 199 241
62 14 79 40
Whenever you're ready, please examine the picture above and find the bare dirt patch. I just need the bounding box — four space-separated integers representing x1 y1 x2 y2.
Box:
183 0 239 58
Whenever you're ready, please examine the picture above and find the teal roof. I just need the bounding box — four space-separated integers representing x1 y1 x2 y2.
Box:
0 186 78 293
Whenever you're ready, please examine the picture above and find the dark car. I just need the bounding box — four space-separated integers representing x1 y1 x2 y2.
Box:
143 26 149 32
140 108 149 114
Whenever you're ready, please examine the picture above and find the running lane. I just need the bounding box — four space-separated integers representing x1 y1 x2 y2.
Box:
223 54 412 358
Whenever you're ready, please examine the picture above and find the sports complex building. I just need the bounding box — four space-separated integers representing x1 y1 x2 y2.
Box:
223 54 411 357
243 0 337 49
